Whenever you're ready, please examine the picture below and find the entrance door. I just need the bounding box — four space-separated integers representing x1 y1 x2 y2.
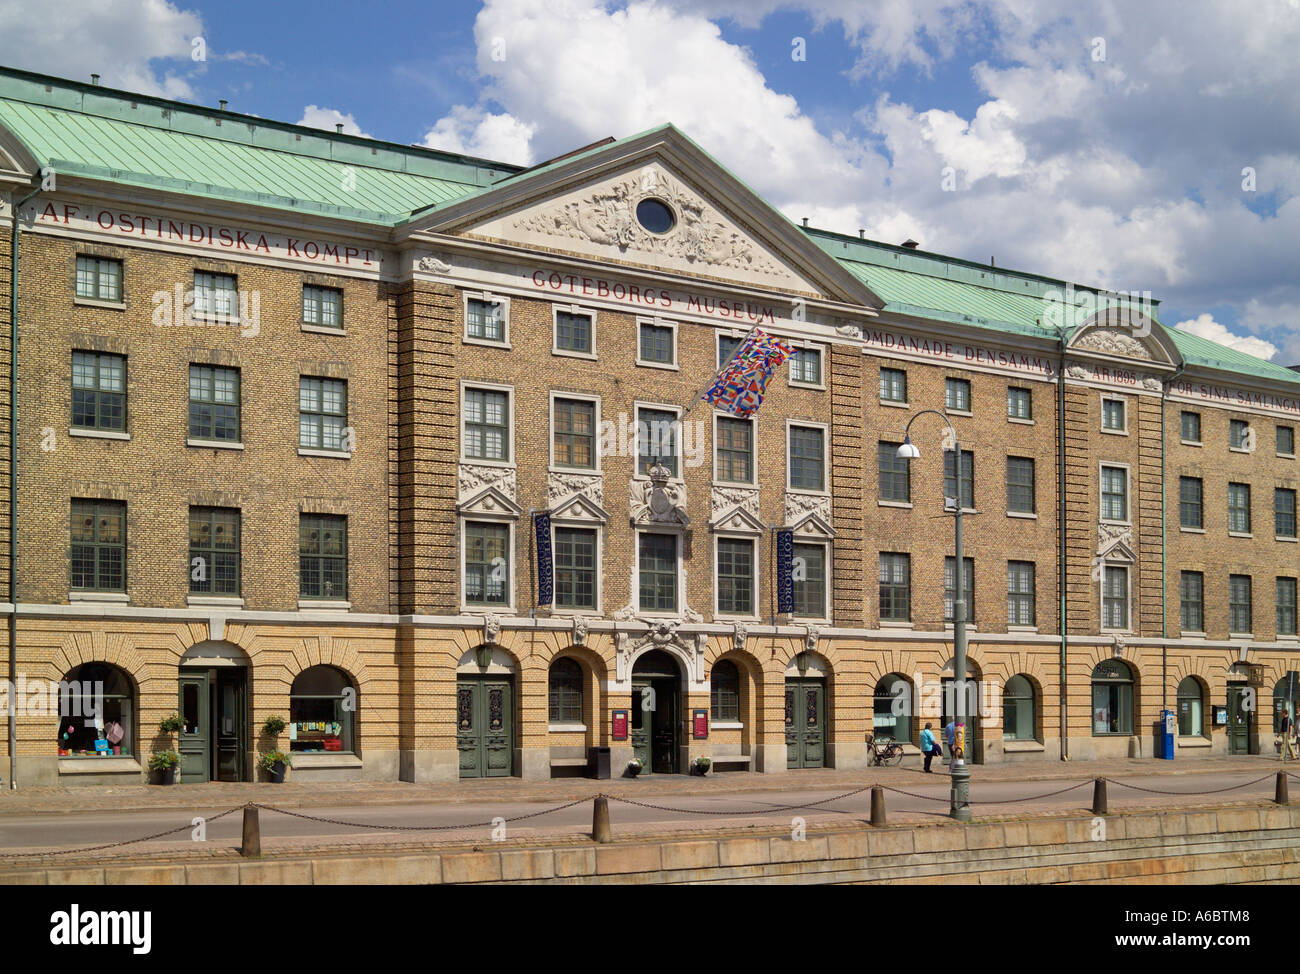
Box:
785 679 825 769
631 651 681 774
214 669 246 781
178 670 211 783
457 676 514 778
1227 685 1253 755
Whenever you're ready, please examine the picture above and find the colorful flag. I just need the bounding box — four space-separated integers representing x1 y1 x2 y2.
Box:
701 329 795 418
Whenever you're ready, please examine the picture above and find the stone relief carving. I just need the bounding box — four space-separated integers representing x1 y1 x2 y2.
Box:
1111 635 1127 659
836 323 863 340
1073 329 1151 360
483 613 502 646
513 170 784 276
803 625 821 654
710 485 759 521
571 616 589 647
1097 521 1132 554
1065 364 1090 381
458 463 518 503
416 254 452 274
630 461 689 526
547 471 603 507
785 491 831 524
732 621 750 652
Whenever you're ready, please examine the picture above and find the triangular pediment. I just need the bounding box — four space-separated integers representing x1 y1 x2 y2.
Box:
787 511 835 539
399 126 883 307
710 504 765 536
550 491 609 524
456 485 523 519
1067 319 1182 370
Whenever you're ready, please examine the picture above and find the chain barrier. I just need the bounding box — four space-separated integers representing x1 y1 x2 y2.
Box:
248 796 593 832
3 804 245 859
605 784 875 815
1101 773 1277 796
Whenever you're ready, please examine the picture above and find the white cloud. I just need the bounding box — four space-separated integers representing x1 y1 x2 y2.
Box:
296 106 372 138
422 105 535 164
1175 313 1278 361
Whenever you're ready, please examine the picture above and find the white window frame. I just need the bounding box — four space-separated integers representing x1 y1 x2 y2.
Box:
635 316 679 370
301 283 345 335
548 391 602 474
713 533 760 622
944 377 972 415
458 516 517 615
716 329 746 370
1278 425 1297 459
462 290 511 348
551 303 598 360
1229 418 1253 454
712 411 756 487
788 342 826 390
550 520 603 617
633 400 684 482
460 380 515 468
1180 411 1202 447
791 538 832 624
1099 462 1131 526
1099 562 1133 634
879 367 909 408
1100 395 1129 435
786 420 830 495
634 528 685 618
1006 386 1034 424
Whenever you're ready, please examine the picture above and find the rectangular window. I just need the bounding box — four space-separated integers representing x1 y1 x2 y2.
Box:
945 377 971 412
1280 426 1296 457
717 538 755 616
1180 571 1204 632
299 377 348 452
554 527 597 610
464 388 510 462
1228 482 1251 534
188 364 240 442
1276 488 1297 539
553 398 596 470
1229 574 1252 633
189 507 240 596
788 425 825 492
943 449 975 510
878 441 911 503
638 321 675 365
1102 398 1126 431
717 333 743 368
879 552 910 622
790 346 822 385
880 367 907 403
1007 386 1032 420
75 255 122 302
715 417 753 484
1179 477 1203 529
193 271 238 319
1102 565 1129 630
638 533 678 613
943 557 975 623
302 285 343 329
1181 411 1201 443
1006 456 1035 514
299 514 347 600
71 351 126 432
637 407 679 477
466 297 506 342
1230 419 1251 450
1278 577 1298 637
555 310 593 354
464 522 509 606
70 499 126 592
1101 466 1128 522
792 543 826 619
1007 561 1035 627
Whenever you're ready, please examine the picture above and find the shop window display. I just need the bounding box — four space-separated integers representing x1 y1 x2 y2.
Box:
56 662 134 758
289 665 356 754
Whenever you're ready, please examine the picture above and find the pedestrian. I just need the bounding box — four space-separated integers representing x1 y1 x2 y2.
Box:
920 722 941 773
1282 710 1296 762
944 718 957 767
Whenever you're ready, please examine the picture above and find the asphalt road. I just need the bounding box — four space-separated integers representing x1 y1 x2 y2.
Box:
0 768 1282 853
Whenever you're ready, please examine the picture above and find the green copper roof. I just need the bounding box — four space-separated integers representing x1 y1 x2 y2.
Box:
0 67 517 224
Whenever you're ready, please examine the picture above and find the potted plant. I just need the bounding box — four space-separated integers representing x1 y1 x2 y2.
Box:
626 756 643 778
691 756 712 776
260 750 291 783
263 715 287 736
148 750 180 785
159 713 184 735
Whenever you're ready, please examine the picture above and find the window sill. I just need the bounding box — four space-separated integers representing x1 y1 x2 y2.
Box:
635 359 680 371
1006 511 1037 520
549 606 600 617
1276 536 1298 543
879 399 910 409
946 409 973 418
789 380 826 391
1279 453 1297 460
1229 447 1251 454
549 465 601 477
1002 739 1045 753
462 604 516 616
549 723 587 733
301 323 346 336
1176 737 1213 748
298 600 351 611
462 336 512 350
1180 526 1206 534
1180 440 1202 448
291 753 362 769
188 438 243 451
1230 633 1254 640
1228 532 1253 539
1100 428 1129 436
711 721 743 731
69 591 129 604
787 487 832 499
552 348 598 361
461 457 516 470
187 596 245 608
878 500 913 509
298 448 351 459
73 296 126 311
1181 631 1207 638
69 427 129 441
1007 417 1035 426
1007 625 1039 634
58 757 142 775
878 620 914 629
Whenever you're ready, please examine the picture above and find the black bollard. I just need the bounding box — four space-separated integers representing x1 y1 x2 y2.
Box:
1276 771 1290 806
240 804 261 858
870 785 886 827
592 796 612 843
1092 778 1108 816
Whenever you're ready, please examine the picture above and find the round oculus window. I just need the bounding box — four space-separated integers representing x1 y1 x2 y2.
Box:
635 197 676 234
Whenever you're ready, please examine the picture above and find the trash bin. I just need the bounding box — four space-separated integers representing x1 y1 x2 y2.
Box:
588 745 611 780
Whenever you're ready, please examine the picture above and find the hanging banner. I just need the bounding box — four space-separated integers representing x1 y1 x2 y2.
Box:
534 513 553 607
775 529 795 614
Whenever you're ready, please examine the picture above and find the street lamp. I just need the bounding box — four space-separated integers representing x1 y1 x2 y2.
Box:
897 410 971 822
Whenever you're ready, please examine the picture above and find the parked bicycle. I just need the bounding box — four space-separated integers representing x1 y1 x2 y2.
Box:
866 733 905 766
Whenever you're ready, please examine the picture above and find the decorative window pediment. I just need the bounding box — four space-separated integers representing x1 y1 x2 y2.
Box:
709 504 764 536
551 491 610 525
787 511 835 540
456 485 523 520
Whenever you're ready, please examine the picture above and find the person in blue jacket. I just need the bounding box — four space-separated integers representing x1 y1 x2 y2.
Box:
920 722 941 773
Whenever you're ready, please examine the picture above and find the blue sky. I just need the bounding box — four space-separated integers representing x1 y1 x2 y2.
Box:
2 0 1298 366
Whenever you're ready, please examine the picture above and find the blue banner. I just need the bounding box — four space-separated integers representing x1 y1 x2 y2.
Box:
775 529 795 614
534 513 553 607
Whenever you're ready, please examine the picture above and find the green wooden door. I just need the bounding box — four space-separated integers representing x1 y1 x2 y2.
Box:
631 679 678 773
631 680 652 771
214 670 246 782
178 670 211 783
1227 685 1252 755
457 676 514 778
785 679 825 769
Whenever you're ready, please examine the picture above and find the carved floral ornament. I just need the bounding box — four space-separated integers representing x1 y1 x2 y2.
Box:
513 169 784 276
459 463 518 504
547 471 603 508
612 609 707 682
630 461 689 526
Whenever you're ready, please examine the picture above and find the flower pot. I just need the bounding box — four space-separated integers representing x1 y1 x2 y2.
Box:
626 765 641 778
691 764 710 776
267 761 286 784
153 766 177 785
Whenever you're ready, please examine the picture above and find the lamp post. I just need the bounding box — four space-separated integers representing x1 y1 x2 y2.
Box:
898 410 971 822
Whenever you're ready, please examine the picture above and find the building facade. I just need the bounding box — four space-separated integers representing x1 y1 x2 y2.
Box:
0 66 1298 785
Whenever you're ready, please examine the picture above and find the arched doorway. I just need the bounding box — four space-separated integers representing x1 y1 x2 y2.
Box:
458 646 516 778
785 653 827 769
941 658 983 764
179 641 250 783
632 650 681 774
